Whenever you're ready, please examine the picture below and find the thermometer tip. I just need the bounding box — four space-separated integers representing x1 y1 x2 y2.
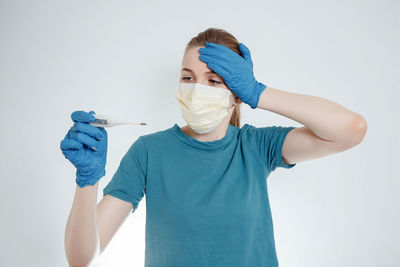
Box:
140 122 147 125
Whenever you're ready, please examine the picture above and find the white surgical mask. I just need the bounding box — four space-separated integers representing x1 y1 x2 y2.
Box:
175 82 236 134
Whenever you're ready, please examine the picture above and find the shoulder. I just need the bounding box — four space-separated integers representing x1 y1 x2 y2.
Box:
239 123 297 144
134 125 176 149
240 123 295 134
239 123 273 138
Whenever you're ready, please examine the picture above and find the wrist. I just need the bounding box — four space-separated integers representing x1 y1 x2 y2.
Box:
76 168 106 188
249 82 267 109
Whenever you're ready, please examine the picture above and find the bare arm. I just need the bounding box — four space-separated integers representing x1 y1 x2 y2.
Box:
97 193 134 254
65 181 133 267
257 86 367 164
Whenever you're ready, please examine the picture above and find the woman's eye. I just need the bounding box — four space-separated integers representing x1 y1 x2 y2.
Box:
210 79 222 84
181 77 221 84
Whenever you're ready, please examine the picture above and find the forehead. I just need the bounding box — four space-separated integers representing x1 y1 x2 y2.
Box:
181 46 216 74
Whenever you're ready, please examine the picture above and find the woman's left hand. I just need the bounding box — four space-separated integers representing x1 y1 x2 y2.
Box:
199 42 267 109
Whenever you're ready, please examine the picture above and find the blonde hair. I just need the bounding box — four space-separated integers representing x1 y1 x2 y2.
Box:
184 27 242 128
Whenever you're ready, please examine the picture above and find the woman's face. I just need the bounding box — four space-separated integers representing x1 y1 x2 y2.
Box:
180 46 228 89
180 46 242 106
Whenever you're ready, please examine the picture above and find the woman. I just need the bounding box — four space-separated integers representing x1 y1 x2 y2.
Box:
61 28 367 267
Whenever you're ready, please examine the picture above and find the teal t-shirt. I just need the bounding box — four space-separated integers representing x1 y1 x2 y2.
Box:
103 123 297 267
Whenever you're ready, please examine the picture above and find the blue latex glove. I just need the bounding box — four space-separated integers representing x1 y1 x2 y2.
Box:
60 110 108 188
199 42 267 109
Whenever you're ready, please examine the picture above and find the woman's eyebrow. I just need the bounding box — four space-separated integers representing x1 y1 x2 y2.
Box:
181 67 216 74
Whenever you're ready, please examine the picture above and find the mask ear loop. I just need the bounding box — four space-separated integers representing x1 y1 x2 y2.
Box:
228 102 237 114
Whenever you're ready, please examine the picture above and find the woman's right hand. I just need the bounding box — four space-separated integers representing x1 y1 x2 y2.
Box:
60 110 108 188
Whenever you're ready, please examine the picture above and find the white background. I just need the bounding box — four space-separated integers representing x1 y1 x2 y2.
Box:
0 0 398 266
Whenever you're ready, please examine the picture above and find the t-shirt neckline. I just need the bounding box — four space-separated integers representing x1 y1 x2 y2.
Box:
171 123 236 151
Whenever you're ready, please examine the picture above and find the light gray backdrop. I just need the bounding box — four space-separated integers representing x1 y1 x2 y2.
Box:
0 0 398 266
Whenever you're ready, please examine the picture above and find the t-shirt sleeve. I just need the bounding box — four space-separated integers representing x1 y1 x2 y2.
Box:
103 136 147 213
242 124 297 172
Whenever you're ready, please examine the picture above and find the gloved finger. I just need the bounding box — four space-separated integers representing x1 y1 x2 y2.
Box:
60 137 83 150
98 127 108 137
199 47 238 65
238 43 253 68
71 110 96 123
206 62 231 80
61 147 78 160
205 42 238 57
199 54 232 71
199 54 233 75
71 122 104 141
69 131 99 150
